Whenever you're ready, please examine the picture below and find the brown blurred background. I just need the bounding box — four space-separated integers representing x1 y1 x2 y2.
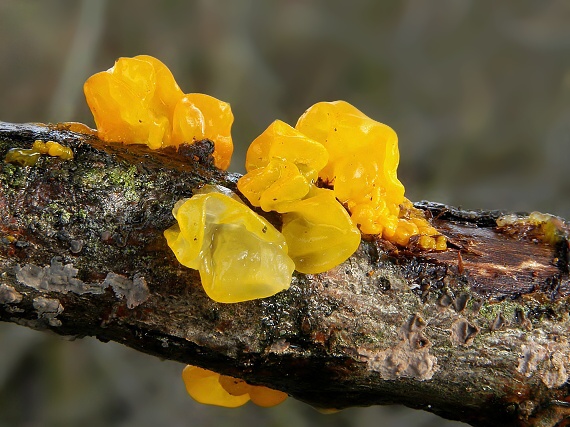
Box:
1 1 569 426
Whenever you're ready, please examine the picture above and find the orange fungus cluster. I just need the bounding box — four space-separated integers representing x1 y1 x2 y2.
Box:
83 55 233 169
182 365 287 408
83 55 444 251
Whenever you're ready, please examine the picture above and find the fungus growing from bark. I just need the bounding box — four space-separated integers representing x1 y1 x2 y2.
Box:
84 55 233 169
4 140 73 166
237 120 360 273
79 57 449 412
296 100 446 250
182 365 287 408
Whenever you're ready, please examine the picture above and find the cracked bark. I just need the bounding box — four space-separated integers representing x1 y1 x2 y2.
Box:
1 122 569 427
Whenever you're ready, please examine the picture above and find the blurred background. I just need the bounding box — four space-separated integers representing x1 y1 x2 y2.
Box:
1 1 569 426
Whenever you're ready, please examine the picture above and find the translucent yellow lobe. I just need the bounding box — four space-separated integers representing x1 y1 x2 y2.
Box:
164 185 294 303
182 365 288 408
238 157 311 213
182 366 250 408
245 120 329 181
281 187 361 274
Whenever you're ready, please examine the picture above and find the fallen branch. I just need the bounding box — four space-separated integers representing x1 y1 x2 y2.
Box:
0 122 569 427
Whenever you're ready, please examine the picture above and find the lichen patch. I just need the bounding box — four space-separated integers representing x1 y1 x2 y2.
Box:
13 258 150 309
518 341 548 377
0 284 23 304
103 272 149 308
15 258 104 294
33 297 63 327
541 350 568 389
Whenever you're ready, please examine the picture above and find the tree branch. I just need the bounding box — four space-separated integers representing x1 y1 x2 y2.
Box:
1 122 569 427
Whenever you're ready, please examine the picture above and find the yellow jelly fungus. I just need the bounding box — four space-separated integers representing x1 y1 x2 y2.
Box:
171 93 234 170
84 55 233 170
4 148 41 167
238 157 311 213
281 187 361 274
238 120 329 213
218 375 251 396
182 366 250 408
31 140 74 160
245 120 329 181
248 385 288 408
295 100 446 250
182 365 288 408
4 140 73 166
237 120 360 273
386 202 447 250
163 185 294 303
295 101 404 232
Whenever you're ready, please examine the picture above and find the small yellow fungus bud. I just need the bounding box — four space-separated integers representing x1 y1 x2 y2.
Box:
248 385 288 408
84 55 233 170
164 185 294 303
4 140 73 166
183 365 288 408
389 200 446 249
347 186 400 236
32 141 74 160
182 366 250 408
281 187 361 274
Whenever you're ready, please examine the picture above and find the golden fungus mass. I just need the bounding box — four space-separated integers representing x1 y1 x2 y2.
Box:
84 55 233 169
31 140 74 160
182 365 287 408
238 100 446 252
295 101 444 249
163 101 445 301
83 55 446 303
237 120 361 274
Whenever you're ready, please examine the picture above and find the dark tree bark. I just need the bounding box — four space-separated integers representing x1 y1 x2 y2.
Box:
1 122 569 427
